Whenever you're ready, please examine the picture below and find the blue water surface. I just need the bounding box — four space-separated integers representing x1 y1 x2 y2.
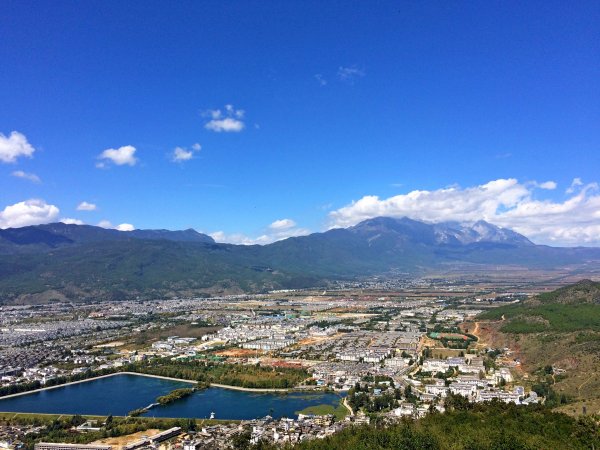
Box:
0 374 343 419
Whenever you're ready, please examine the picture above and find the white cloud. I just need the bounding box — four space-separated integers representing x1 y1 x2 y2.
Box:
116 223 134 231
337 65 365 83
0 199 59 229
61 218 84 225
205 118 245 133
538 181 557 190
172 147 193 161
328 178 600 246
76 201 97 211
97 220 134 231
269 218 296 230
97 145 137 167
209 231 271 246
204 105 245 132
211 220 309 245
0 131 36 163
11 170 41 183
172 143 201 162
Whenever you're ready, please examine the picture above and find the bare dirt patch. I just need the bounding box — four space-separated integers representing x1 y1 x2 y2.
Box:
91 429 161 449
215 348 262 357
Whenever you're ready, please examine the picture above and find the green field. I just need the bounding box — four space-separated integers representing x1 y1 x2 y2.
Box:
296 398 349 420
129 359 309 389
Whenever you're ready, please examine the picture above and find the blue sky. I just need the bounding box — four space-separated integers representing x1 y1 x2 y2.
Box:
1 0 599 245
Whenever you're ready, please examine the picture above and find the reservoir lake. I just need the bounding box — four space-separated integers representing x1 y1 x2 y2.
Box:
0 374 344 420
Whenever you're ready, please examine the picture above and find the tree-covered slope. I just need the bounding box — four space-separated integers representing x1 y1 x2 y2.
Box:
1 219 600 303
0 239 314 302
265 403 599 450
476 280 600 414
479 280 600 333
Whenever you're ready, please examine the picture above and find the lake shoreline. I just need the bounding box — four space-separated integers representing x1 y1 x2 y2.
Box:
0 372 344 420
0 371 307 400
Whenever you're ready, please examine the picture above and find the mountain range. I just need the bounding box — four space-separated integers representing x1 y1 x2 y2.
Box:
1 217 599 303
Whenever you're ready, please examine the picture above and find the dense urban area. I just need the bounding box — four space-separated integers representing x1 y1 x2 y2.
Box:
2 273 599 449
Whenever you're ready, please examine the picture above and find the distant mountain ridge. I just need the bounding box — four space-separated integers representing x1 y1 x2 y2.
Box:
0 217 599 303
0 222 214 253
348 217 533 246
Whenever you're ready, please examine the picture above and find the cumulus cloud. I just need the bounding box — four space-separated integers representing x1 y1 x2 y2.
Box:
337 65 365 84
173 148 193 161
96 145 137 167
97 220 134 231
329 178 600 246
269 218 296 230
204 105 245 132
11 170 41 183
116 223 134 231
172 143 201 162
0 131 36 163
76 201 97 211
211 219 309 245
537 181 557 190
0 199 59 229
61 218 84 225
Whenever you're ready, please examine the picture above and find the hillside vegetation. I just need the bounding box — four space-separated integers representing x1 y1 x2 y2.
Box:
479 280 600 333
266 403 599 450
2 220 600 303
476 280 600 415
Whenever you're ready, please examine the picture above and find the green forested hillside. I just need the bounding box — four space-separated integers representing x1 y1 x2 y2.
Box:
0 240 290 302
476 280 600 415
266 403 599 450
479 280 600 333
2 220 600 303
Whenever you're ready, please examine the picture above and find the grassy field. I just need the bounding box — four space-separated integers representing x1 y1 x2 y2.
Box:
556 396 600 417
423 348 468 359
296 398 349 420
129 360 309 389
